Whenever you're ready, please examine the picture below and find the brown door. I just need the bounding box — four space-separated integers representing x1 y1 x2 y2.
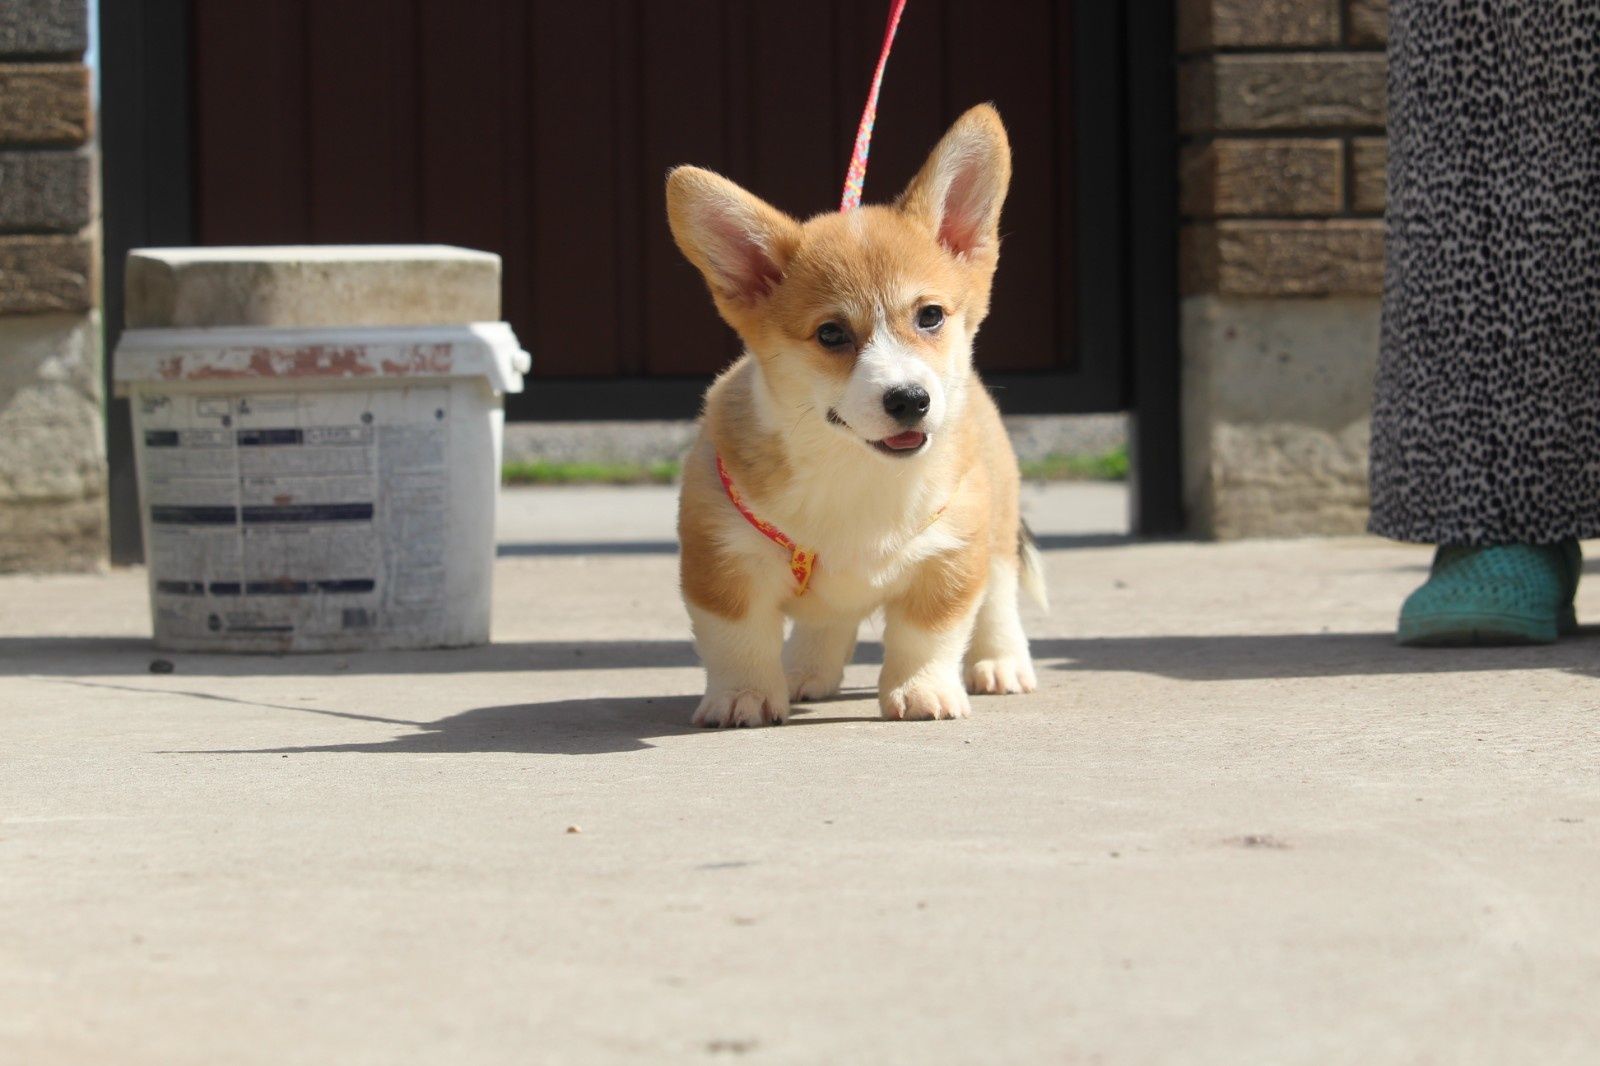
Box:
191 0 1076 415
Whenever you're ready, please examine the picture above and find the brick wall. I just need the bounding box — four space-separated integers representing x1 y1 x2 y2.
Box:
1177 0 1387 298
0 0 104 570
1176 0 1389 538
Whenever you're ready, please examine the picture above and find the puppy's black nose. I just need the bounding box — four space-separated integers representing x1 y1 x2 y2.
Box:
882 384 930 427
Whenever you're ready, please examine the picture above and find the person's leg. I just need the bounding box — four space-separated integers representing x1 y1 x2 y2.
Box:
1369 1 1600 643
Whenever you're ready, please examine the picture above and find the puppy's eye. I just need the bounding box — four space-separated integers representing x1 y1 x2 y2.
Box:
916 305 945 331
816 322 850 350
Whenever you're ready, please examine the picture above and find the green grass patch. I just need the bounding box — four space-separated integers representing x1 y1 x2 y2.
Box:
503 447 1125 486
1019 446 1128 482
502 459 681 486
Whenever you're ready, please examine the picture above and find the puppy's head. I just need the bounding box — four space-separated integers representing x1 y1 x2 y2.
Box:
667 104 1011 459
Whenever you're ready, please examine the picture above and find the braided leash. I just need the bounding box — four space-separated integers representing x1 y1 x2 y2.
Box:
839 0 909 211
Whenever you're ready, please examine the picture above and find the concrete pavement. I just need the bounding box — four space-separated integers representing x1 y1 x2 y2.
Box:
3 484 1599 1064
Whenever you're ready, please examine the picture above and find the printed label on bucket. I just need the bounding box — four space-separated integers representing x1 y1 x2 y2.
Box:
137 386 451 647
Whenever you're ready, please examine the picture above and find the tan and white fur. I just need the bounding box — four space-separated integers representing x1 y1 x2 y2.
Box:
667 104 1043 728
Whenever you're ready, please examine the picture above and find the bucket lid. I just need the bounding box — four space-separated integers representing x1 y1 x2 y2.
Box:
114 322 530 396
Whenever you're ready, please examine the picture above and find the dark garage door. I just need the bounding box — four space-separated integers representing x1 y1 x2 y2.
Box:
187 0 1086 417
101 0 1178 559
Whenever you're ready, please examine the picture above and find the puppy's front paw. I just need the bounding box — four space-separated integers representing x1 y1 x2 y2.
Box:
965 656 1038 695
880 675 971 721
693 688 789 728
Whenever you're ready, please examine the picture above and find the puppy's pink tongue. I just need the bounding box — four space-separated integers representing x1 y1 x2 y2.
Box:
881 430 926 450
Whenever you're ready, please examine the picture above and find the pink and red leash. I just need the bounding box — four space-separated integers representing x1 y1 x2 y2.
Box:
839 0 908 212
715 0 910 596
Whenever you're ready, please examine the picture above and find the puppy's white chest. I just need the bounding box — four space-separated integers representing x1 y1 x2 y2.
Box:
796 557 894 615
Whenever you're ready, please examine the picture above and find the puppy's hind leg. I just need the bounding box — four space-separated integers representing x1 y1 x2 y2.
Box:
783 615 859 701
964 558 1038 695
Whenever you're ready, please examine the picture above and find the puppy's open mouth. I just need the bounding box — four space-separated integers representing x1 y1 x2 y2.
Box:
827 409 929 458
873 429 928 455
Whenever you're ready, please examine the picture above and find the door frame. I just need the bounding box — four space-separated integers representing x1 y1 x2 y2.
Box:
99 0 1180 561
100 0 195 565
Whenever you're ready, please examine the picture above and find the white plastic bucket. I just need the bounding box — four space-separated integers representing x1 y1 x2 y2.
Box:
113 322 529 652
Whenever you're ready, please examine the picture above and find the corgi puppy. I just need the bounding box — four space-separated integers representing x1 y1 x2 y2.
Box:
666 104 1043 728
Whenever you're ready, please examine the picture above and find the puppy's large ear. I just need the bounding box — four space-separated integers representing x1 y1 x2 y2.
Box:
666 167 801 306
897 104 1011 263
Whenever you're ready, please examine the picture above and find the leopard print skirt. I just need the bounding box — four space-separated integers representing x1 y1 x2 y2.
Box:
1368 0 1600 545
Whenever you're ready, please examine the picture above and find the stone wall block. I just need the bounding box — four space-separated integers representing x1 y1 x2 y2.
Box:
1179 54 1386 133
0 0 89 56
1349 137 1387 214
0 150 90 231
1178 0 1340 52
1181 139 1344 217
0 234 92 313
0 63 91 145
1182 220 1384 297
1346 0 1390 46
0 312 106 571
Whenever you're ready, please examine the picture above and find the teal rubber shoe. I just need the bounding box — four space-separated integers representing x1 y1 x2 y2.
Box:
1397 540 1582 646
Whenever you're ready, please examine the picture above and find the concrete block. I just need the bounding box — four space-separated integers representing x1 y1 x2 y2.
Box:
0 63 90 145
1177 0 1339 52
1350 137 1387 214
1205 420 1371 538
0 150 89 231
125 245 502 328
1179 54 1386 133
1182 295 1379 538
1180 139 1344 217
1181 220 1384 297
1346 0 1389 46
0 233 92 313
0 311 102 497
0 495 104 571
0 312 106 570
0 0 88 57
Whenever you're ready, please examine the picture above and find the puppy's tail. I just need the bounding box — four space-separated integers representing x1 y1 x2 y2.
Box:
1018 520 1049 612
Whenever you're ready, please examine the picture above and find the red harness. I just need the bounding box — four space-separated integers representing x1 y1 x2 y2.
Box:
716 454 819 594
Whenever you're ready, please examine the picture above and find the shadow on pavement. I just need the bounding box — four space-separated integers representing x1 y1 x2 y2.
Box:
0 637 704 676
1030 533 1141 550
159 694 878 756
7 631 1598 682
496 540 678 557
493 533 1140 555
165 695 704 756
1036 631 1600 681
